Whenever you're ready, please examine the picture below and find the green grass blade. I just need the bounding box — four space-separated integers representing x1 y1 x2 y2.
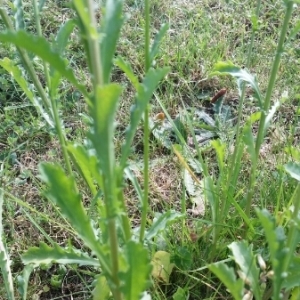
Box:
22 242 100 267
0 30 88 97
0 189 15 300
119 241 152 300
209 262 244 300
228 241 261 299
101 0 124 83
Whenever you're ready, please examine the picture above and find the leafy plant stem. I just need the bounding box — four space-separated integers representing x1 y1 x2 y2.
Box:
226 0 261 207
84 0 122 298
139 0 151 243
244 1 294 221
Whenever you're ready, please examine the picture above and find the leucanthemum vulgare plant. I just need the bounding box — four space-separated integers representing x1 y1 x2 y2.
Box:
0 0 183 299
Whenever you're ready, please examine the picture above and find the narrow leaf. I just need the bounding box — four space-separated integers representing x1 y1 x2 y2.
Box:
13 0 25 30
101 0 124 83
0 30 87 97
115 56 139 90
120 67 169 169
120 241 152 300
150 23 169 62
22 242 100 267
17 264 34 300
38 163 109 272
209 262 244 300
211 61 262 107
146 210 184 240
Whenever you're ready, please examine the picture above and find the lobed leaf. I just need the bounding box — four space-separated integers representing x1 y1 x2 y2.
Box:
22 242 100 267
119 241 152 300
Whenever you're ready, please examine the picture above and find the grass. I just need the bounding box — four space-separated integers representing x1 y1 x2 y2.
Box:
1 0 300 299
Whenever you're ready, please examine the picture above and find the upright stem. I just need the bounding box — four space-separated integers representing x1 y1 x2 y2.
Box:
244 1 294 220
139 0 151 243
86 1 121 299
226 0 261 207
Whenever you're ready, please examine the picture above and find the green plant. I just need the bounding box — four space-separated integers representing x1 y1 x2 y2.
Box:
0 0 185 299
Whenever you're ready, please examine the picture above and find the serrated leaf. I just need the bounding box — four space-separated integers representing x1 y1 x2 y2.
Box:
17 264 34 300
151 251 174 284
150 23 169 62
0 58 54 127
22 242 100 267
92 275 111 300
211 61 262 107
146 210 184 240
101 0 124 83
120 67 169 169
38 163 109 273
209 262 244 300
120 241 152 300
228 241 261 299
0 30 87 97
284 162 300 182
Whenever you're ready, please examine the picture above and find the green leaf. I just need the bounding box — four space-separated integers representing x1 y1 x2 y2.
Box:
0 189 15 300
146 210 184 240
172 287 187 300
287 19 300 42
151 251 174 284
283 255 300 290
150 23 169 63
22 242 100 267
209 262 244 300
256 209 287 295
120 241 152 300
211 139 225 172
284 162 300 182
211 61 262 107
38 163 109 273
228 241 261 299
243 121 256 164
0 30 87 97
120 67 169 169
17 264 34 300
264 100 282 133
67 143 99 196
101 0 124 83
0 58 54 127
54 19 76 55
92 275 111 300
115 56 139 90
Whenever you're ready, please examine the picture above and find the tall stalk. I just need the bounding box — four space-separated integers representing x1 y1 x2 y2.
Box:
85 0 121 299
244 1 294 220
139 0 151 243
